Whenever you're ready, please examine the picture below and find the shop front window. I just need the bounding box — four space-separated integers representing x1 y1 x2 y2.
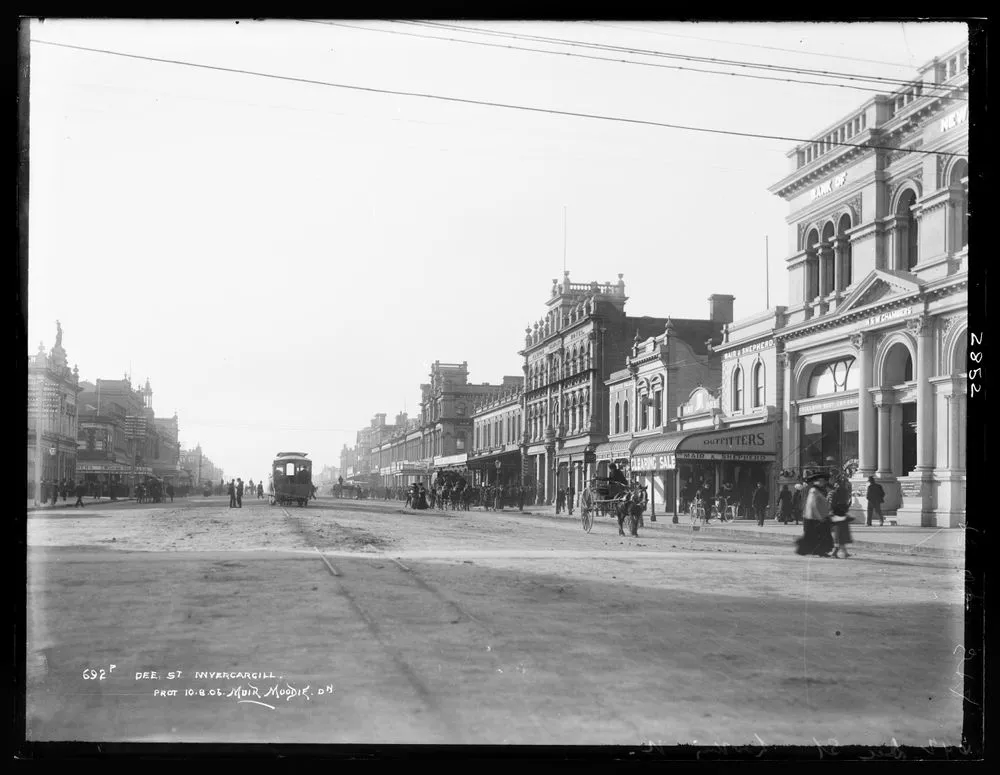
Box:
799 408 858 470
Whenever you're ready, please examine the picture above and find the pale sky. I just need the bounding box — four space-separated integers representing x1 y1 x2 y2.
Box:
25 19 970 480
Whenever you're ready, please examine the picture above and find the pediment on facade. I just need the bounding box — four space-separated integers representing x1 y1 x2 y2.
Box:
837 270 922 315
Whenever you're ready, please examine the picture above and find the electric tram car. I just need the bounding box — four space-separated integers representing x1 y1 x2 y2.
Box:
271 451 312 507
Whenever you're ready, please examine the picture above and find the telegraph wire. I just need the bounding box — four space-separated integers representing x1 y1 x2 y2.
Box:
299 19 962 99
582 21 927 69
30 39 966 160
395 19 968 97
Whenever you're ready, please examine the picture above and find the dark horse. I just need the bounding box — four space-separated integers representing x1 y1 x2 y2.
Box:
615 490 645 537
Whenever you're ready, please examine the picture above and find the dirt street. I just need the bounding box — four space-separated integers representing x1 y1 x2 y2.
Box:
26 496 965 747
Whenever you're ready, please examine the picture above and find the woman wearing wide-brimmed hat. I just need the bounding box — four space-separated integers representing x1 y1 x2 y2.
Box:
795 471 834 557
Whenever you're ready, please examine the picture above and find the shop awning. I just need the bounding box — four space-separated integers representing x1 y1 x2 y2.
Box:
467 447 520 465
556 443 591 460
76 462 154 475
631 432 689 457
433 453 468 470
630 431 690 471
594 439 634 461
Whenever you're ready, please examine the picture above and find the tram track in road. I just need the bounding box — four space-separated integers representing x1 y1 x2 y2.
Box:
277 505 462 741
276 506 641 743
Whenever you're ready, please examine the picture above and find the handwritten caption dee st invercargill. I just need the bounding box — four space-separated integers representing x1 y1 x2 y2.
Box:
82 665 334 710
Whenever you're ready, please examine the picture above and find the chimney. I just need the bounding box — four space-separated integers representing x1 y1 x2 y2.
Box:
708 294 735 324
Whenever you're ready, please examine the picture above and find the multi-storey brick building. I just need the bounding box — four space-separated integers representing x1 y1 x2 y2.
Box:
519 272 730 504
76 375 157 494
602 310 728 518
469 378 524 487
767 41 968 526
28 321 81 500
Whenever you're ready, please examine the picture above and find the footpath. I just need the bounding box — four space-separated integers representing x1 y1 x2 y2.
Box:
518 503 966 559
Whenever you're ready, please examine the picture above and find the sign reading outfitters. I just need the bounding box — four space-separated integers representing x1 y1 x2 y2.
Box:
677 425 776 460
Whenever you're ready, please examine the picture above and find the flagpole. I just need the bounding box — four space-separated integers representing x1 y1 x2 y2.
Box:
563 206 567 275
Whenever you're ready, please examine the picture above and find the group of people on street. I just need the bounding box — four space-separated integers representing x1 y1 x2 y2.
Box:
34 477 182 506
226 477 267 508
793 471 879 558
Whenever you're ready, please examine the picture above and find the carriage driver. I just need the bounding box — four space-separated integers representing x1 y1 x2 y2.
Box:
608 463 629 499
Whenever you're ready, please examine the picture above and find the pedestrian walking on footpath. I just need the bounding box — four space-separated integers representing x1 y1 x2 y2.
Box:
791 484 804 525
236 478 244 508
166 482 174 502
566 484 575 516
228 479 237 508
517 486 525 512
753 482 769 526
795 471 834 557
556 487 565 514
830 483 854 559
866 476 885 526
257 482 264 499
74 480 86 508
51 480 59 506
778 484 793 524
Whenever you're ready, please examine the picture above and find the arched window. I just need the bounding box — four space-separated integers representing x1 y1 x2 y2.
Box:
640 393 649 430
822 221 836 294
807 357 860 397
614 401 621 434
950 159 969 251
752 362 765 407
897 189 919 270
623 400 630 433
806 229 820 300
732 367 744 412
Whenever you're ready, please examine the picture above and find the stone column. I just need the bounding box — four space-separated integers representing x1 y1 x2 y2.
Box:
542 451 550 504
876 401 893 474
804 249 816 303
818 242 833 297
833 238 844 292
852 332 876 477
948 390 965 472
890 403 903 475
778 350 797 473
908 314 935 472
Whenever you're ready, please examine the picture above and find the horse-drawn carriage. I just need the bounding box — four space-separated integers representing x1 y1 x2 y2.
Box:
579 477 647 536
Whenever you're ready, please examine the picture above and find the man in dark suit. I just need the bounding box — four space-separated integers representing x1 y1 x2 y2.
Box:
753 482 770 526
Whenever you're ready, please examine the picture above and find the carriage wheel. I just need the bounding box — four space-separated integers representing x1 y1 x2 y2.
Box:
582 505 594 533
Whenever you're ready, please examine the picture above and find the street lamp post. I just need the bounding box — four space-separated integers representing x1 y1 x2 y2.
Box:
495 459 502 487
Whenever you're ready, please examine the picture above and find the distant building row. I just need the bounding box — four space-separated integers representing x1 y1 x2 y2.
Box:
27 323 223 498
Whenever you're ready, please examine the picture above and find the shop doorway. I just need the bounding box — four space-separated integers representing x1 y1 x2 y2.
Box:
902 402 917 475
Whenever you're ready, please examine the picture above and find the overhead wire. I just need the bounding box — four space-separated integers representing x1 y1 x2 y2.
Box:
30 39 966 160
298 19 959 99
581 21 927 68
394 19 968 97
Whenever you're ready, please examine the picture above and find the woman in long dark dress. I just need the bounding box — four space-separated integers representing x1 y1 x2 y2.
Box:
795 472 834 557
415 483 429 510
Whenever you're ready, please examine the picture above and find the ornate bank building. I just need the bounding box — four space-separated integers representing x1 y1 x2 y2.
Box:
767 43 968 526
